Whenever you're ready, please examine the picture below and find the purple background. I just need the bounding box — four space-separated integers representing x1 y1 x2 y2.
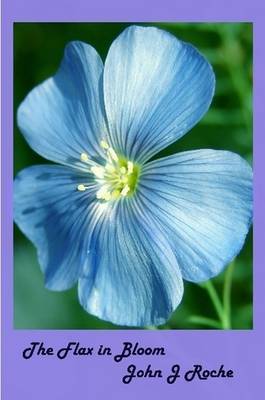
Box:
2 0 264 398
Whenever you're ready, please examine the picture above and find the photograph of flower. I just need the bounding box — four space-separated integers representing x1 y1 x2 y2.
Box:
14 23 252 329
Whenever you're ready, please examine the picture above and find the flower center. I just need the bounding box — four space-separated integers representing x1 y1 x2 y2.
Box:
77 140 140 202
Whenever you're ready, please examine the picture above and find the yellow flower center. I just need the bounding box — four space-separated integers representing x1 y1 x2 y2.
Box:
77 140 140 202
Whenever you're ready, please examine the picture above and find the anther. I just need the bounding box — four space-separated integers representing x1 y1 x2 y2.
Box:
100 140 109 150
105 164 116 174
91 166 105 179
127 161 134 175
120 184 130 197
80 152 89 163
96 185 111 200
77 184 88 192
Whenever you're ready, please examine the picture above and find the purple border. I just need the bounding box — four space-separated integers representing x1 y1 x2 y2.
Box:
2 1 265 399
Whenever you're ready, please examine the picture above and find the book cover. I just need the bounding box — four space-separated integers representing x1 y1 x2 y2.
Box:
1 1 263 398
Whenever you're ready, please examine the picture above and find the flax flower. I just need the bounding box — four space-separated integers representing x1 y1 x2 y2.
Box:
14 26 252 326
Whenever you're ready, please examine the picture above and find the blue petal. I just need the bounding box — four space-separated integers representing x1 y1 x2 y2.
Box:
78 198 183 326
140 150 252 282
14 165 99 290
17 42 107 168
104 25 215 163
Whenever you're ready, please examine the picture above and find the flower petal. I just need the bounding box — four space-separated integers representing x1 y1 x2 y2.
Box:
78 198 183 327
14 165 100 290
140 150 252 282
17 42 107 168
104 25 215 163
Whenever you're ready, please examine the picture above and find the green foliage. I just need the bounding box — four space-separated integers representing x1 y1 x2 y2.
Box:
14 23 252 329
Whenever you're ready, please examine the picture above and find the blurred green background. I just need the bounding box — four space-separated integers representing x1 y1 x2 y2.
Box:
14 23 252 329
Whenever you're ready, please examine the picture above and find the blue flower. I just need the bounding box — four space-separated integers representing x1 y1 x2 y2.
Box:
14 26 252 327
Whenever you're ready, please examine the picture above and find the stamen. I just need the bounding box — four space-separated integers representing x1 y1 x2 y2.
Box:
127 161 134 175
77 141 139 202
96 185 111 200
77 184 88 192
80 152 89 163
120 184 130 197
91 166 105 179
103 192 111 201
108 148 118 162
100 140 109 150
105 164 116 174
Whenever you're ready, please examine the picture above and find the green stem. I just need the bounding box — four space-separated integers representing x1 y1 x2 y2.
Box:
188 315 222 329
201 280 224 324
222 262 235 329
201 261 235 329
